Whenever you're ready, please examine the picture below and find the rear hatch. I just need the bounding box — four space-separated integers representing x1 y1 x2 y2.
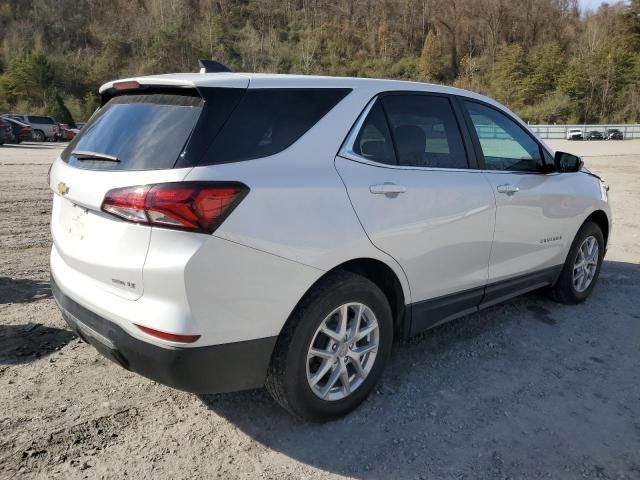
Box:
49 81 247 299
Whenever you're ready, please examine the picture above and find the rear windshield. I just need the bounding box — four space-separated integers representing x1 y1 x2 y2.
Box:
61 94 203 170
201 88 351 165
28 116 55 124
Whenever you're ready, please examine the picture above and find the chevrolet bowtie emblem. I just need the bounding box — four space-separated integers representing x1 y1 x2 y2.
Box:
57 182 69 195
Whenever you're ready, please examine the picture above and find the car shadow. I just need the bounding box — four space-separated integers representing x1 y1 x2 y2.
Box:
0 277 52 304
198 259 640 479
0 323 76 365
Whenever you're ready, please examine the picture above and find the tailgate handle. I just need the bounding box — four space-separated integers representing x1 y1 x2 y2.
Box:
370 183 407 195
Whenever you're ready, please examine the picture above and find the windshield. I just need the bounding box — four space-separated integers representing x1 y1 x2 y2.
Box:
61 93 203 170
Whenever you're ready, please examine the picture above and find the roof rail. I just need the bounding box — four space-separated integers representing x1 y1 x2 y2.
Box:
198 59 232 74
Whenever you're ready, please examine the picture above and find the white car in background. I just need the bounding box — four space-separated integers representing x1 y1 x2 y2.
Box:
566 128 584 140
49 68 611 421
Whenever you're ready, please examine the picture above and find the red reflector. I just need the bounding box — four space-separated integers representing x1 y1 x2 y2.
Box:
135 325 200 343
101 182 248 233
113 81 141 91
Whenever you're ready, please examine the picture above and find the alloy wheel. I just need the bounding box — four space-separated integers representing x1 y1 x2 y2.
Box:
306 303 379 401
573 235 599 292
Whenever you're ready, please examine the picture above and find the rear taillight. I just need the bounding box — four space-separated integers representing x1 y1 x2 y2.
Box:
101 182 248 233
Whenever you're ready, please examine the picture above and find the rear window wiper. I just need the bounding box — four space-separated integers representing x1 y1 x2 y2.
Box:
72 150 120 162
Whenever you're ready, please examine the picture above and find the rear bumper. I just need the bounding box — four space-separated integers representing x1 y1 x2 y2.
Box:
51 277 277 394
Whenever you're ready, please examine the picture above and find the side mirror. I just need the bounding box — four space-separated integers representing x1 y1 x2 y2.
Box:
554 151 583 173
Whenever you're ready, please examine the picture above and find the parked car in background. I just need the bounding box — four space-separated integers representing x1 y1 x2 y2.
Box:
0 118 15 145
75 122 86 130
50 71 611 421
0 116 32 143
6 114 58 141
586 130 604 140
57 123 78 141
606 128 623 140
566 128 583 140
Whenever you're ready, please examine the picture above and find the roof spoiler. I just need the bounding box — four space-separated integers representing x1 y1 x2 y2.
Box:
198 59 232 74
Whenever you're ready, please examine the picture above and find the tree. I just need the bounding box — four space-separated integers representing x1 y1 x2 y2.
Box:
418 30 446 82
491 43 528 109
3 53 56 107
45 89 74 126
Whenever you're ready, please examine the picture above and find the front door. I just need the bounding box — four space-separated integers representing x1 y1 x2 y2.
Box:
462 100 581 289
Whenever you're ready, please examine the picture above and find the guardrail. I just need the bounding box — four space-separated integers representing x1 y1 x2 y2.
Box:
529 124 640 139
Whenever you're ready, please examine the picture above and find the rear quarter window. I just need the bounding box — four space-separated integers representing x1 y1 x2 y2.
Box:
201 88 351 165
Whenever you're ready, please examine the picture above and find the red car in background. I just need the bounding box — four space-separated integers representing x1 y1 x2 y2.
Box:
57 123 79 141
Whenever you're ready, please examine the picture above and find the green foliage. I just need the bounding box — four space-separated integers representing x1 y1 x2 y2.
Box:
0 0 638 123
491 43 529 109
44 89 74 126
3 53 56 107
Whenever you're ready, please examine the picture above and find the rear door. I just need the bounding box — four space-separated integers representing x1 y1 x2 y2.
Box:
336 93 496 332
49 84 248 299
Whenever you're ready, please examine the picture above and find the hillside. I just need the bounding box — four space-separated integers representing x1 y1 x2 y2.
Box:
0 0 638 123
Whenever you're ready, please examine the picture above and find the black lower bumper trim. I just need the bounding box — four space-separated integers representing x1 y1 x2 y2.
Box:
51 277 277 394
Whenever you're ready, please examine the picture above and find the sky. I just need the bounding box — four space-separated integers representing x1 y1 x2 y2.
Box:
579 0 625 11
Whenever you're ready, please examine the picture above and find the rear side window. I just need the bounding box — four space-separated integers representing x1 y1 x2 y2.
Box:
464 101 541 172
382 95 468 169
202 89 351 165
61 94 203 170
353 101 396 165
28 116 55 124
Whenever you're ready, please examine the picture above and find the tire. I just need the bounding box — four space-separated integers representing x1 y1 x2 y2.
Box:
33 130 45 142
550 221 604 305
266 270 393 422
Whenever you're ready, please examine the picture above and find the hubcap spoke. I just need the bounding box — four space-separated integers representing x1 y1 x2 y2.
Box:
338 305 349 338
354 323 376 342
350 354 367 379
340 364 351 395
352 343 377 357
320 325 341 342
308 347 334 360
310 359 334 386
320 359 344 398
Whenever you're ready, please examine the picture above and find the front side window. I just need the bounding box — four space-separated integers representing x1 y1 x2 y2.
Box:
382 95 468 169
464 101 541 172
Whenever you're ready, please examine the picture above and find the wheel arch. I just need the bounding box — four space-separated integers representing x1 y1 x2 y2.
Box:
286 258 410 340
584 209 609 248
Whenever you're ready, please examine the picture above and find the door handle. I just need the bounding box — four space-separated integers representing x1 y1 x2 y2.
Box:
496 184 519 195
370 183 407 195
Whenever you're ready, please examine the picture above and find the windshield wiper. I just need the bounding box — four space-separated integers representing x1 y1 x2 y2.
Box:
72 150 120 162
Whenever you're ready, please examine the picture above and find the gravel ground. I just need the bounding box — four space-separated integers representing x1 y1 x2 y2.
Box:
0 140 639 479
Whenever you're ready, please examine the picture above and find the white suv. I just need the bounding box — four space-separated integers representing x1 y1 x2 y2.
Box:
50 71 611 421
566 128 584 140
